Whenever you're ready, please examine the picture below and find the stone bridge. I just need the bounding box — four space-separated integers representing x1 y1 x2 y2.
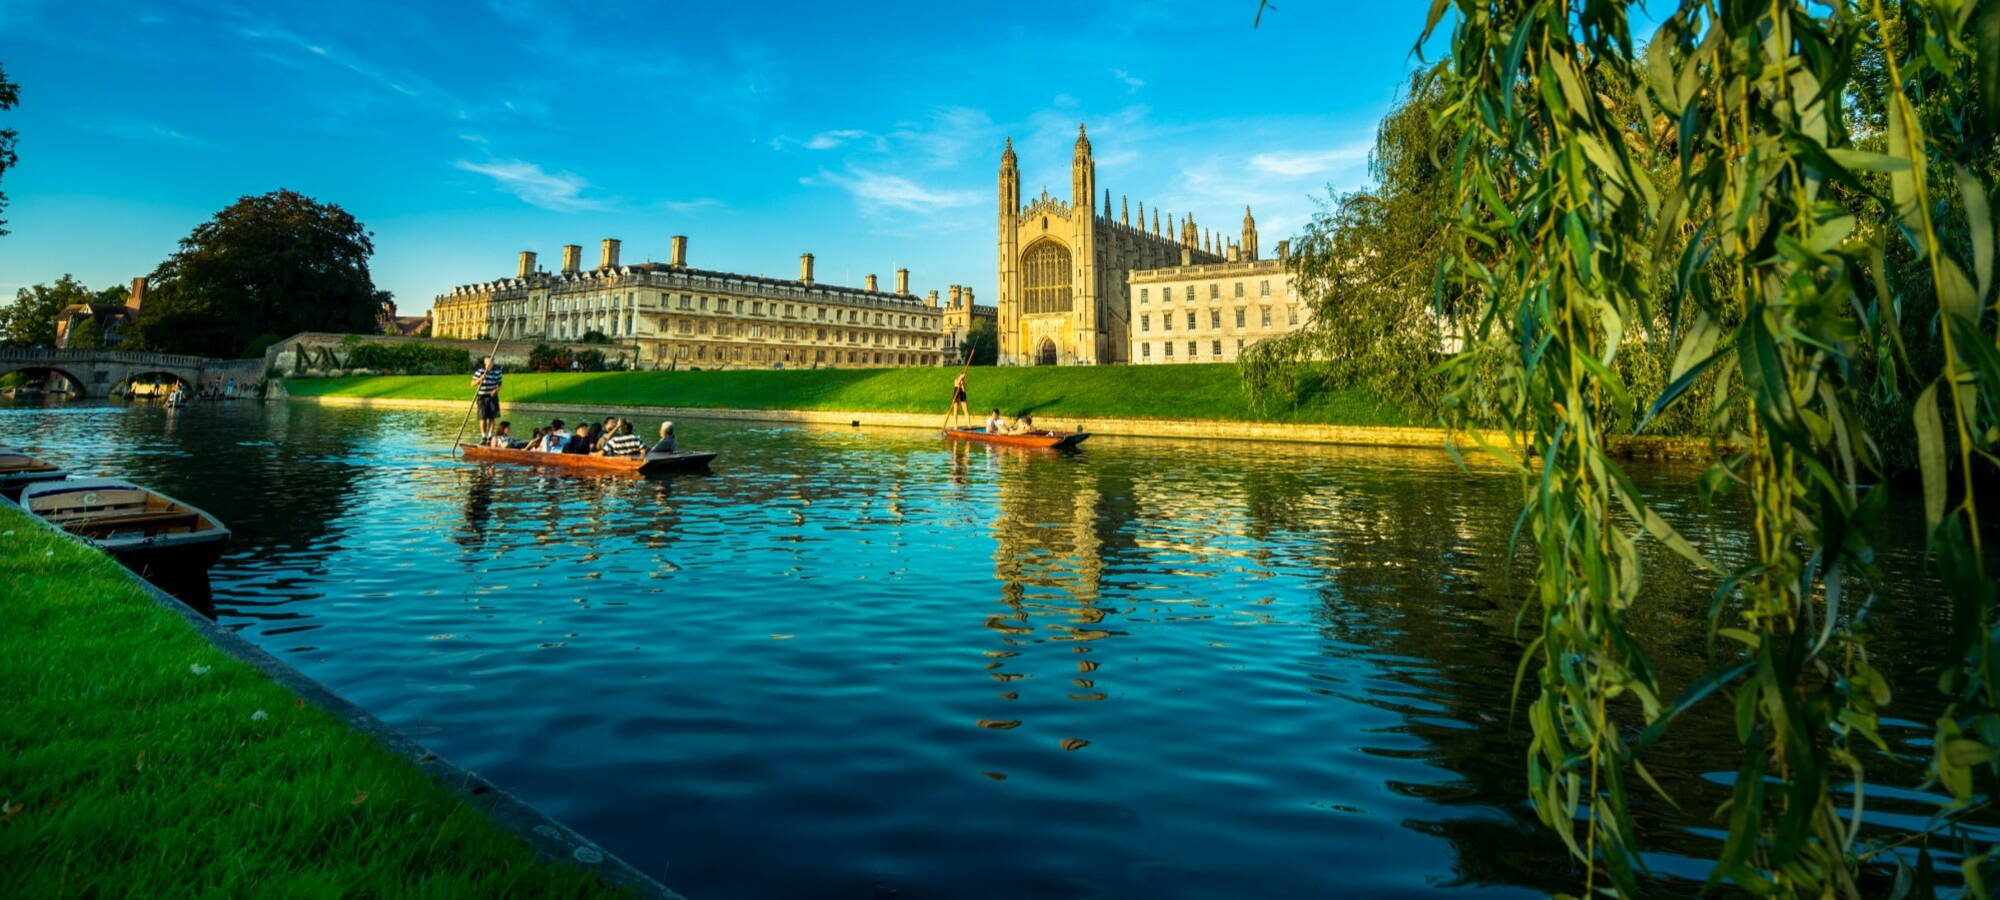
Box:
0 348 262 398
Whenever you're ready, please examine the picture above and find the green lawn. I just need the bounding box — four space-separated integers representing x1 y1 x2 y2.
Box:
284 364 1422 426
0 503 632 897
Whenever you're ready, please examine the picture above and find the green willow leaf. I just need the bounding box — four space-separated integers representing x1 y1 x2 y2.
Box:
1914 383 1947 529
1959 163 1994 300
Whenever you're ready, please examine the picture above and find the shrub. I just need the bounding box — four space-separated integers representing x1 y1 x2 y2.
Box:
341 340 472 374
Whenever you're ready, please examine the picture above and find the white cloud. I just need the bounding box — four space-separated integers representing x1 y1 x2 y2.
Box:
659 198 724 214
1112 69 1144 93
805 129 869 150
452 159 609 212
1249 143 1372 177
804 168 980 216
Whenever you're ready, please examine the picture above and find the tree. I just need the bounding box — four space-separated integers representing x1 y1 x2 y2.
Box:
0 62 18 236
64 314 104 349
961 317 998 365
130 189 390 357
0 275 91 346
579 330 612 344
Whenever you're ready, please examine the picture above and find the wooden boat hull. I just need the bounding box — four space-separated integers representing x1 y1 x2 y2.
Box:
0 446 67 500
18 477 231 581
459 444 717 474
943 427 1090 450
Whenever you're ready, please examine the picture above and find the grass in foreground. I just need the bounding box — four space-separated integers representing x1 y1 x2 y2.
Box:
283 363 1422 427
0 504 630 897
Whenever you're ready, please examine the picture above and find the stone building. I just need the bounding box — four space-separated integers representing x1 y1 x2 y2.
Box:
998 125 1276 365
432 237 960 369
939 285 997 361
1124 236 1304 365
53 276 146 349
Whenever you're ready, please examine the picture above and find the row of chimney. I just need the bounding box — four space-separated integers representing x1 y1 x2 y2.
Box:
514 238 920 297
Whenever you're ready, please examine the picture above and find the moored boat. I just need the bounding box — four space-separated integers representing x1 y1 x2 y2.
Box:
18 477 231 578
943 426 1091 450
0 445 68 499
459 443 718 474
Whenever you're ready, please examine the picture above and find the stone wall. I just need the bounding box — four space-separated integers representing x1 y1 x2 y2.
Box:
264 332 638 377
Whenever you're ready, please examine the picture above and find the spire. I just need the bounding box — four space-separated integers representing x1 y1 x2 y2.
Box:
1074 123 1091 156
1151 207 1159 236
1070 124 1095 209
1121 196 1130 226
1001 136 1017 167
1104 188 1112 217
1241 204 1260 261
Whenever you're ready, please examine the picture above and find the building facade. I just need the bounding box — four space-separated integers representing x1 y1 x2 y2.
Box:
939 285 997 360
997 125 1281 365
1124 243 1303 365
432 237 960 369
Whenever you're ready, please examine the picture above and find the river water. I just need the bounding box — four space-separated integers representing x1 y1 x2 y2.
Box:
1 399 1975 897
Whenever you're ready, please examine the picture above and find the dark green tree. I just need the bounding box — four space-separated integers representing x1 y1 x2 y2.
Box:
579 330 612 344
0 62 17 236
131 189 390 357
64 314 104 349
962 317 998 365
0 275 91 346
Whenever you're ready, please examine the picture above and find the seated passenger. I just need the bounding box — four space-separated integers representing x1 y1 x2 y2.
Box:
1011 413 1037 435
541 419 571 452
985 408 1003 434
487 421 517 448
601 421 647 457
646 421 678 457
564 422 595 454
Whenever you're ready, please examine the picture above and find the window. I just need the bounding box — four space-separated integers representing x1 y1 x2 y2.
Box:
1209 283 1219 299
1260 280 1271 297
1164 341 1174 357
1212 340 1223 356
1188 341 1198 357
1140 314 1150 332
1186 311 1196 330
784 304 794 317
753 302 764 315
1209 310 1221 329
1139 288 1149 304
1184 286 1195 302
1261 307 1272 328
1288 306 1299 325
1163 311 1173 331
1233 282 1244 298
1235 308 1246 328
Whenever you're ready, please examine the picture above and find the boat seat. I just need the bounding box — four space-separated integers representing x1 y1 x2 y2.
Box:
31 489 152 516
60 510 203 535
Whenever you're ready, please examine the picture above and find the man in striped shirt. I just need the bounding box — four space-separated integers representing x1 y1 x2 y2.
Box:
599 420 648 457
470 356 503 442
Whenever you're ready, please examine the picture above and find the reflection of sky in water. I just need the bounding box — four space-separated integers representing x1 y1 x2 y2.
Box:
0 400 1972 898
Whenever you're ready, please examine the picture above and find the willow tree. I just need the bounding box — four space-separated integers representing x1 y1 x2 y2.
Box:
1421 0 1996 895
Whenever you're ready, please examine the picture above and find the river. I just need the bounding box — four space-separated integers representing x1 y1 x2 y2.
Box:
1 399 1974 897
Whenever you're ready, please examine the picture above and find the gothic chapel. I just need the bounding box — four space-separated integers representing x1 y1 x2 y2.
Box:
995 125 1256 365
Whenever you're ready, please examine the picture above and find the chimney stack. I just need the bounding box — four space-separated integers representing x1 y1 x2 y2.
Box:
128 276 147 311
949 285 963 306
963 287 974 305
926 289 939 307
865 273 879 292
799 253 815 284
518 250 537 279
561 244 582 274
1276 239 1291 260
599 238 621 270
670 235 688 267
895 268 909 295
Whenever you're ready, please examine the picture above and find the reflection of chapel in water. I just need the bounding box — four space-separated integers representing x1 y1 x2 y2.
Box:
986 451 1141 607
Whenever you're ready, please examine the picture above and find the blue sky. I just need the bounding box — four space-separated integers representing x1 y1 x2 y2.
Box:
0 0 1439 316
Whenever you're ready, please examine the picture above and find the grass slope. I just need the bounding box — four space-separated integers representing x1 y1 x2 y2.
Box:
285 364 1420 427
0 504 630 897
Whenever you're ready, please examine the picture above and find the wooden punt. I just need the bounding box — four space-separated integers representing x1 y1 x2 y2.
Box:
18 477 231 577
0 445 68 499
458 443 718 474
943 426 1091 450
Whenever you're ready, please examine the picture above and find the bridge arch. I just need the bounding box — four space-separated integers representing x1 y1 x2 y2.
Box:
0 364 92 398
119 370 193 398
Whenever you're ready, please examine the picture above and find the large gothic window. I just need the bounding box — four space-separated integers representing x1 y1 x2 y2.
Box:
1021 241 1073 315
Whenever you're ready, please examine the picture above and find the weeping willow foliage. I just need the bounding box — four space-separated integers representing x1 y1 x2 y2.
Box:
1418 0 1998 895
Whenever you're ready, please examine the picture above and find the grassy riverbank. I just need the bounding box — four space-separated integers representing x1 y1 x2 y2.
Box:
282 364 1423 426
0 504 628 896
